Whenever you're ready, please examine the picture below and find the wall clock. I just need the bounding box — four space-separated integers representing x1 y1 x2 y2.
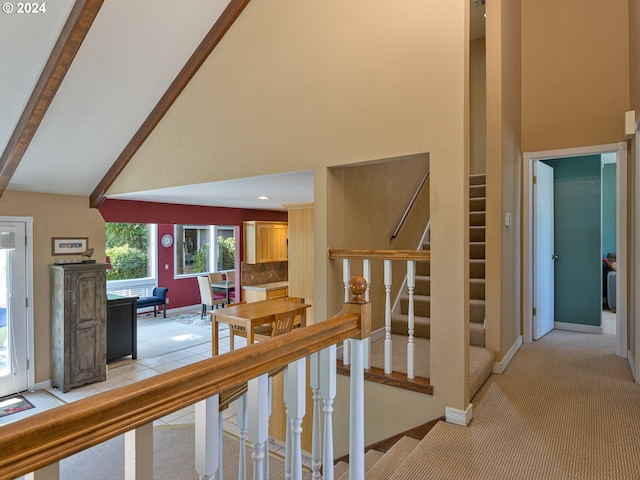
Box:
161 234 174 248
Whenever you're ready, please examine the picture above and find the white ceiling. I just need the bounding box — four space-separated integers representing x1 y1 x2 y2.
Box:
0 1 482 210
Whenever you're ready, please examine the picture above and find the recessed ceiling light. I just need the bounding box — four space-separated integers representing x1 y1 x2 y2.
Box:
257 195 271 200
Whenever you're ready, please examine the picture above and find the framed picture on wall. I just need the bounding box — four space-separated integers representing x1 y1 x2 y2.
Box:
51 237 88 256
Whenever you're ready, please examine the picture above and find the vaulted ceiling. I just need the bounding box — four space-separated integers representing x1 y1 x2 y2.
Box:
0 0 483 211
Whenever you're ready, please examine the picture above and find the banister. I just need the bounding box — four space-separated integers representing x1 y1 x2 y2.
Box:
328 249 430 261
0 311 363 480
390 167 429 240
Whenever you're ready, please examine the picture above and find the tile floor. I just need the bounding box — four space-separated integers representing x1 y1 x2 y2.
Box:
1 308 299 464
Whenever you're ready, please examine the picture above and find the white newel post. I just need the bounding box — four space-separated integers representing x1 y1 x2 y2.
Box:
349 339 365 480
26 462 59 480
287 358 306 480
384 260 392 374
363 259 371 370
407 260 416 379
320 345 337 480
342 259 351 366
237 393 249 480
248 374 269 480
195 395 221 480
309 352 323 479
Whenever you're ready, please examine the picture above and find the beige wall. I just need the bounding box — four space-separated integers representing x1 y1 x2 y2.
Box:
522 0 630 152
485 0 522 362
111 0 470 429
0 191 105 384
631 0 640 111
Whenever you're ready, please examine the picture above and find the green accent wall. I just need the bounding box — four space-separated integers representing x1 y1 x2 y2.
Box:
543 156 601 327
601 162 617 257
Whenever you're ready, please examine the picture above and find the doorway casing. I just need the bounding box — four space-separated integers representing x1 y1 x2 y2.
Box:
522 143 628 359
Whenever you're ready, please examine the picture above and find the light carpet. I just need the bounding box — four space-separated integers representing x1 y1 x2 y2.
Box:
54 424 311 480
386 328 640 479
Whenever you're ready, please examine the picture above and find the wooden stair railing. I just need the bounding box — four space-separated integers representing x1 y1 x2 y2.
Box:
0 308 365 480
329 249 432 394
390 167 430 240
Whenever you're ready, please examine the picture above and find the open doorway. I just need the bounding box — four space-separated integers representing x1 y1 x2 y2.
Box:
523 143 628 358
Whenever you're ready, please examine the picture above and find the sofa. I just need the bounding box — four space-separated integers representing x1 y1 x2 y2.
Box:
603 253 616 312
136 287 169 318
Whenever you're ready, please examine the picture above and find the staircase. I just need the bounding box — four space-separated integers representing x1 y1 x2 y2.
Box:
390 173 493 397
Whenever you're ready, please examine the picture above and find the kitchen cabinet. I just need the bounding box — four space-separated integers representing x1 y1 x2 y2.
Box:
51 263 108 393
242 281 288 303
243 221 288 264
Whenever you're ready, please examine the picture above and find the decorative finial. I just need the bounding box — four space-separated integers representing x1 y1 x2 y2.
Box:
348 275 367 304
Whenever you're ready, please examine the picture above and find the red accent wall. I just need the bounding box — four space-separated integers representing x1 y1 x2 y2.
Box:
99 199 288 309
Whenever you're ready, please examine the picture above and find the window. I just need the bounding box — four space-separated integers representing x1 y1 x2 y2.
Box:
175 225 235 276
105 223 157 296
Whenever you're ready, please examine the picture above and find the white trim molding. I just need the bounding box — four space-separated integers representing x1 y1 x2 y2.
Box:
522 143 627 359
493 336 522 374
446 403 473 426
554 322 602 335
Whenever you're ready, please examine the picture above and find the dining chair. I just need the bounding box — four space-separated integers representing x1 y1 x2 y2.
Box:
208 272 227 303
223 271 236 301
197 276 225 319
225 301 247 351
254 308 298 342
284 296 305 328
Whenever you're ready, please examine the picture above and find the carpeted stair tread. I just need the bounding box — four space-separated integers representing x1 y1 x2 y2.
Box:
470 278 485 300
414 275 430 296
400 295 431 317
366 436 421 480
470 298 485 324
470 259 485 278
470 345 495 397
470 226 485 242
469 173 486 185
470 322 486 347
470 197 486 212
416 261 430 277
470 242 485 259
470 211 485 226
333 460 349 478
336 449 385 480
391 313 431 338
469 184 486 198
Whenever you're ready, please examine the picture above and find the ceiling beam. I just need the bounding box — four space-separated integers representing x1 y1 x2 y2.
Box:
89 0 252 209
0 0 104 197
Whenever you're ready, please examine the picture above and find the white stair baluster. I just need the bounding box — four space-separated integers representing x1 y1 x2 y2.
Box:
195 395 220 480
349 339 366 480
363 259 371 370
320 345 337 480
218 410 224 480
248 374 269 480
237 393 249 480
343 259 351 366
407 260 416 379
384 260 393 374
125 422 153 480
26 463 59 480
288 358 306 480
284 369 292 480
265 376 272 480
309 352 323 479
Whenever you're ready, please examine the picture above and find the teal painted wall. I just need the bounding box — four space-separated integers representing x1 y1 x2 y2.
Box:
543 156 601 327
601 162 617 257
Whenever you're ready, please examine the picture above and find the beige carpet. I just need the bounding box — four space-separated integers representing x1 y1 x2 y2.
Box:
387 328 640 479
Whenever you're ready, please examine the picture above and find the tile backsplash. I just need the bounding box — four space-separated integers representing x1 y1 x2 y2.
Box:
241 261 288 286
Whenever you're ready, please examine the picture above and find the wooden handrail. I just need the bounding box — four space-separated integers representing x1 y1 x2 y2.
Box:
390 167 429 240
0 311 363 480
328 249 430 261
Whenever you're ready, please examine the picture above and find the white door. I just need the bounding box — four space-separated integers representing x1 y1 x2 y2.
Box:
0 221 28 396
533 161 555 340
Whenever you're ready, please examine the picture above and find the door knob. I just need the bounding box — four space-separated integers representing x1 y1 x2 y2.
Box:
552 255 558 261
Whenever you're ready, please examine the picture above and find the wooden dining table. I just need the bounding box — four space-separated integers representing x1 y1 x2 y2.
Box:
210 299 311 355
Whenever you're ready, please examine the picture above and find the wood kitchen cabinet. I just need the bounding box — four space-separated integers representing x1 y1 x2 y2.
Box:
243 221 288 264
51 263 108 392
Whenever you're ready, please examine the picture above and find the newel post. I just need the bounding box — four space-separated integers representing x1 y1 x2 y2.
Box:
345 276 371 480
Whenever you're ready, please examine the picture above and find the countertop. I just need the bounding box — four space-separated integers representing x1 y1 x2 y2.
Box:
241 281 289 291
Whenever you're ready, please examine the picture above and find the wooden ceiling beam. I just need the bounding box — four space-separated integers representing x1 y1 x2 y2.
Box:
89 0 252 209
0 0 104 197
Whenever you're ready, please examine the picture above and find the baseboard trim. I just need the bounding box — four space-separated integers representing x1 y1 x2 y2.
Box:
446 403 473 426
493 335 522 374
32 379 53 392
554 322 602 335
